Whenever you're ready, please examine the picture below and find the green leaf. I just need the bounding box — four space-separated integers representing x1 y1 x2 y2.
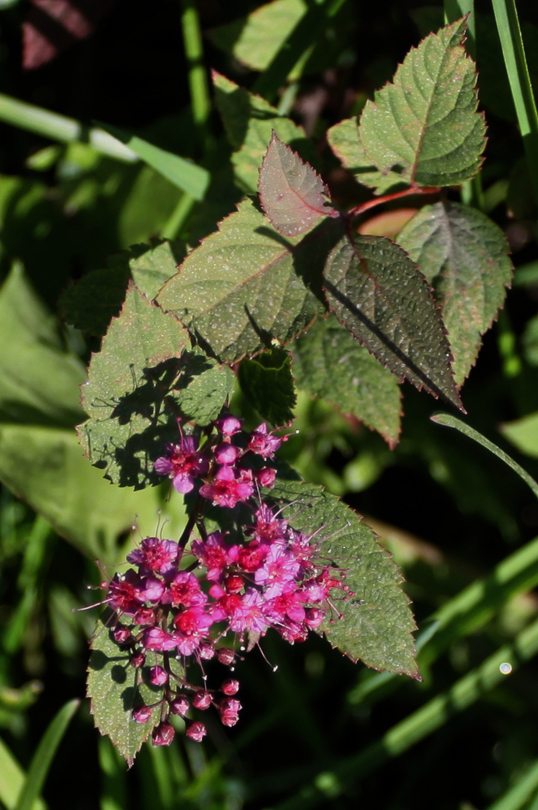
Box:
88 619 184 766
209 0 307 75
238 347 296 425
267 478 419 677
327 117 407 195
323 233 462 409
522 313 538 366
259 132 336 236
397 201 512 386
212 72 315 194
0 264 87 427
157 198 333 363
78 284 190 488
78 286 234 487
0 424 187 561
60 242 184 338
500 411 538 460
95 122 210 200
292 315 401 447
359 18 486 188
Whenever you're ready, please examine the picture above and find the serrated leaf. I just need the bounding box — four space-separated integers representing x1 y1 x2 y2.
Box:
292 315 401 446
171 347 235 426
327 117 407 195
0 264 87 427
127 241 186 300
88 618 185 765
397 201 512 385
238 347 296 425
259 132 336 236
157 198 336 363
323 233 462 409
266 478 419 677
212 72 315 194
78 284 191 488
359 18 486 188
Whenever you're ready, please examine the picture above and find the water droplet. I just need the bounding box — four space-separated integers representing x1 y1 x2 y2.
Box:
499 662 512 675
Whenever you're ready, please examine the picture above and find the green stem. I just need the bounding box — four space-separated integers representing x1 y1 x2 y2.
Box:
180 0 211 155
486 758 538 810
161 193 196 240
491 0 538 208
444 0 475 57
0 93 137 162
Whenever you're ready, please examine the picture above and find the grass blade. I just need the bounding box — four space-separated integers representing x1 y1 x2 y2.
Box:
0 93 137 162
486 758 538 810
14 699 80 810
430 413 538 500
491 0 538 207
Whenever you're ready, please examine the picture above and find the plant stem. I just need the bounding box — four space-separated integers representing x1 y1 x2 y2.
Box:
491 0 538 208
179 0 212 156
348 186 440 219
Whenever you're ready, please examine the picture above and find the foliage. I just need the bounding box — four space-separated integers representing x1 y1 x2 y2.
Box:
0 0 537 806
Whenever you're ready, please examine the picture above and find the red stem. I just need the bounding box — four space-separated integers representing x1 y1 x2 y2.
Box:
347 185 440 219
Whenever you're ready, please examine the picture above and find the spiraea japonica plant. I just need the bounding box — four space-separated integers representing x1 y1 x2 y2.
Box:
79 17 512 763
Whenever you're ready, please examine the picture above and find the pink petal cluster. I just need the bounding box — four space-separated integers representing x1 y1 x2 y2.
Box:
99 415 351 747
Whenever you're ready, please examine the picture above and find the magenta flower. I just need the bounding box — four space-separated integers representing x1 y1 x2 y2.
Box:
214 443 241 465
254 545 300 598
191 531 238 581
186 721 207 742
164 571 207 607
152 723 175 746
199 465 254 508
229 589 270 634
142 627 177 652
215 416 242 436
154 436 209 494
248 423 282 458
127 537 179 576
107 569 146 614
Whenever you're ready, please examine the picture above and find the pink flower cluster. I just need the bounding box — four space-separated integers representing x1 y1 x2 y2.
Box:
99 416 352 747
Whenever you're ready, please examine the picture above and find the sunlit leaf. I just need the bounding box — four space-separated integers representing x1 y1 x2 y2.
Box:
267 478 419 677
259 132 336 236
500 412 538 459
359 18 486 187
327 117 407 195
323 233 462 409
212 72 315 194
292 315 401 446
88 618 184 766
397 201 512 385
157 198 335 363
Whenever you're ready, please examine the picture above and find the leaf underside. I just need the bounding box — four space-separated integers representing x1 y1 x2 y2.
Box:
266 478 420 677
259 132 334 236
397 201 512 385
238 346 296 426
323 233 462 409
359 18 486 189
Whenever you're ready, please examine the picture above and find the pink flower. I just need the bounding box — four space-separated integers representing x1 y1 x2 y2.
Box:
107 569 146 614
214 443 241 465
254 545 300 598
248 423 282 458
250 504 288 545
199 465 254 508
154 436 209 494
191 532 237 581
215 416 242 436
142 627 177 652
228 589 270 634
256 467 277 487
164 571 207 607
186 721 207 742
148 665 168 686
152 723 175 746
173 607 214 655
127 537 179 576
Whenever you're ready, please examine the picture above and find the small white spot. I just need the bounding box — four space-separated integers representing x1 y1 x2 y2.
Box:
499 662 512 675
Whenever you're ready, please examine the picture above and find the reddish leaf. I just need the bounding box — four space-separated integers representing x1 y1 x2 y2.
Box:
259 131 337 237
23 0 115 70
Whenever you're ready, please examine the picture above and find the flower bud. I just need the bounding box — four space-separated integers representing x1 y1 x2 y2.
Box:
152 723 175 746
186 720 207 742
192 690 212 710
198 642 215 660
305 608 324 628
221 679 240 696
217 647 235 666
170 695 190 717
220 711 240 728
148 665 168 686
256 467 277 487
214 443 240 465
133 705 152 723
113 626 131 644
129 652 146 668
225 574 244 594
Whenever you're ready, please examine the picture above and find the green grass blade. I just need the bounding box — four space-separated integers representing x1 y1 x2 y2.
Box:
14 699 80 810
95 123 210 200
267 616 538 810
180 0 211 153
491 0 538 207
486 758 538 810
252 0 347 102
431 413 538 500
0 738 45 810
0 94 137 162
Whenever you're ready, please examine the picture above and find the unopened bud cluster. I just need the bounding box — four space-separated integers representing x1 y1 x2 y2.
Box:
99 416 352 746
